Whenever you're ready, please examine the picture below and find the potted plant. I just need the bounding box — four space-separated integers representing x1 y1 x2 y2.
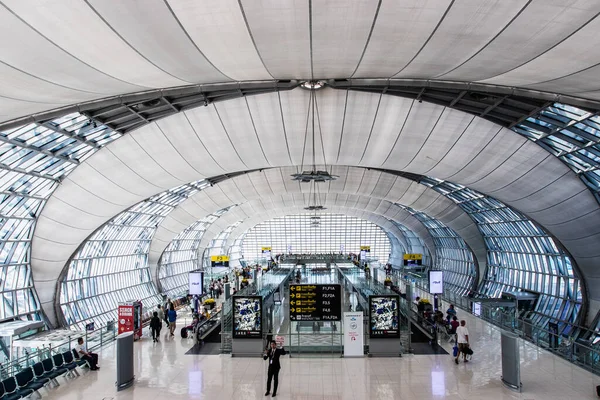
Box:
203 298 216 310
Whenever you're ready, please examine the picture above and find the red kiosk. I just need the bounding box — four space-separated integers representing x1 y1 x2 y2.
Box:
118 301 143 340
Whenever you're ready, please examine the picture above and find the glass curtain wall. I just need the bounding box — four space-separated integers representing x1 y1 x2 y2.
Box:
59 180 211 329
0 113 120 322
512 102 600 202
397 205 476 296
387 220 431 268
158 207 232 297
420 177 583 331
202 221 243 269
240 214 392 264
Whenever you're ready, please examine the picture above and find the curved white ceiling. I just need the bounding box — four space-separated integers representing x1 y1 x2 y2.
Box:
147 166 483 271
31 87 600 301
2 0 600 123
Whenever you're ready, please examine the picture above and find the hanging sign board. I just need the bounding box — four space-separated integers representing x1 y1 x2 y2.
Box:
261 247 272 259
211 255 229 267
188 272 204 295
429 270 444 294
403 253 423 265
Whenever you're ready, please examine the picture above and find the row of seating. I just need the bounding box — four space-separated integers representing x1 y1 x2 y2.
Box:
0 349 89 399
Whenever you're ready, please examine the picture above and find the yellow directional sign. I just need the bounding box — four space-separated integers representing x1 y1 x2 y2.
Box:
288 284 342 321
403 253 423 260
211 255 229 262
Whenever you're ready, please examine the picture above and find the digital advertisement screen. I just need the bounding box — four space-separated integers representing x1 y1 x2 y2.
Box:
233 296 262 339
429 270 444 294
188 272 204 295
369 295 400 338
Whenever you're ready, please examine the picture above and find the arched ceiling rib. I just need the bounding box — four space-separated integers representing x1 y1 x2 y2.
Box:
4 1 600 124
146 167 483 269
31 88 600 309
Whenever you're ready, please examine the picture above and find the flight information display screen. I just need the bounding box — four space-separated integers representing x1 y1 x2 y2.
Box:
369 295 400 338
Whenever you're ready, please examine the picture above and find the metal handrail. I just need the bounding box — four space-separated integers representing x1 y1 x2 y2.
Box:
0 321 117 380
398 273 600 375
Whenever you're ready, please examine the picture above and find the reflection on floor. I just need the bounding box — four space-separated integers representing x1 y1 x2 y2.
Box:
411 343 449 355
36 309 600 400
185 342 221 355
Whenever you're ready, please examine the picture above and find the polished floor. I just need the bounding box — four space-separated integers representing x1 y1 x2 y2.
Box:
39 310 600 400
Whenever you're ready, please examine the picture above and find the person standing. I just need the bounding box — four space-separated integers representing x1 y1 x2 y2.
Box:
449 315 459 334
157 304 165 328
455 320 470 364
150 311 162 342
167 304 177 336
75 337 99 370
263 340 287 397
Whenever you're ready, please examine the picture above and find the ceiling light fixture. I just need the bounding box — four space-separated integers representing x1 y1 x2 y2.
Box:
291 82 338 183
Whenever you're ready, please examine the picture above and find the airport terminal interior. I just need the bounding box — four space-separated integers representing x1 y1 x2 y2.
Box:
4 0 600 399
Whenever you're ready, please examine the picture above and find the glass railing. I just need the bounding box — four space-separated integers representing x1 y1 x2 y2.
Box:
0 321 117 380
335 264 410 354
398 274 600 375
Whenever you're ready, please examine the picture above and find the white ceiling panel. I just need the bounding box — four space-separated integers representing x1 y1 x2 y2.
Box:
212 98 270 169
359 95 414 165
86 0 230 83
311 0 379 78
167 0 271 80
353 0 452 78
395 0 529 78
3 0 187 89
336 91 382 165
381 101 445 170
0 5 143 96
481 12 600 88
132 123 203 183
156 114 226 176
439 0 600 81
240 0 311 78
183 106 248 172
246 92 293 166
403 108 476 172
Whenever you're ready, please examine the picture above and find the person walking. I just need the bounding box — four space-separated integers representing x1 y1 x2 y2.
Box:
454 320 470 364
75 337 99 370
263 340 287 397
157 304 166 328
167 304 177 336
150 311 162 342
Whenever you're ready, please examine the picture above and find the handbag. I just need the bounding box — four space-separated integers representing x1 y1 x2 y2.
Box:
464 346 474 356
453 345 459 357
